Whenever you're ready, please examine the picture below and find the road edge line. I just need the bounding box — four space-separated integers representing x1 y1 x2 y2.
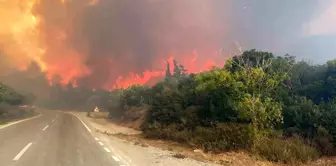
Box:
0 114 42 130
70 112 92 132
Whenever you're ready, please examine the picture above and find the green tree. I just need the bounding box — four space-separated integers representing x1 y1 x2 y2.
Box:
173 59 181 78
120 84 149 109
165 61 172 80
173 59 187 78
0 83 24 105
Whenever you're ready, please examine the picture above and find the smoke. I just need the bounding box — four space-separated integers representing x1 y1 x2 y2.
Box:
229 0 323 50
30 0 232 88
0 0 334 90
80 0 229 87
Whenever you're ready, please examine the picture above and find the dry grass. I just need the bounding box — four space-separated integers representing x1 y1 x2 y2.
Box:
113 133 336 166
254 137 319 164
112 133 280 166
308 157 336 166
85 111 336 166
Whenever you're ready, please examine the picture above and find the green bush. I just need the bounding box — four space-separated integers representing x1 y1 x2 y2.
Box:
319 100 336 145
0 104 35 124
255 137 319 163
143 123 254 152
311 126 336 156
0 102 11 117
6 108 35 119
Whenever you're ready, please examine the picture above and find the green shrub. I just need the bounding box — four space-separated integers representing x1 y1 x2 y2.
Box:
0 102 10 118
311 126 336 156
6 108 35 119
255 137 319 163
143 123 255 152
0 105 35 124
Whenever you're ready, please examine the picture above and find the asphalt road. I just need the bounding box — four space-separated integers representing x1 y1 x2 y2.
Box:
0 110 121 166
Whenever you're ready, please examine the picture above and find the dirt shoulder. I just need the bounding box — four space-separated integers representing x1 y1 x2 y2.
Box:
76 112 220 166
75 112 279 166
75 112 336 166
87 112 141 135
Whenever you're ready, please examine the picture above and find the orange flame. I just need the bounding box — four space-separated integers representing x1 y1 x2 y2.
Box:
0 0 46 70
107 51 224 89
1 0 226 90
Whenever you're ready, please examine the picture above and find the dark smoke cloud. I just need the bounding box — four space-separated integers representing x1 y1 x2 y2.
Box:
70 0 229 87
31 0 334 88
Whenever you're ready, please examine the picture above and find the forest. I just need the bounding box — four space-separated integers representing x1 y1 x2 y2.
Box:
2 49 336 163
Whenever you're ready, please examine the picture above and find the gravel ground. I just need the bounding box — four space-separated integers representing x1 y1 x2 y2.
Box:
75 112 219 166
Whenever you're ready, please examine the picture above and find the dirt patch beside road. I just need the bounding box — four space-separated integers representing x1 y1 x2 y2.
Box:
86 112 141 135
75 112 279 166
110 133 281 166
74 111 336 166
75 112 221 166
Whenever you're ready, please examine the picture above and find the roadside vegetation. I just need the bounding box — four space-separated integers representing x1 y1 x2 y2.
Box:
0 83 35 124
44 49 336 164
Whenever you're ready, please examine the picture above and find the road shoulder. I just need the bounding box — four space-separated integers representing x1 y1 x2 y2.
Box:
73 112 221 166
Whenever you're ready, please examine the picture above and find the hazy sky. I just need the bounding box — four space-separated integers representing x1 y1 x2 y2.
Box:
230 0 336 63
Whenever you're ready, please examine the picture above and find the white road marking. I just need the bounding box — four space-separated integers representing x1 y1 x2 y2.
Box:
104 147 111 153
70 113 91 132
0 114 41 130
108 146 132 166
13 143 32 161
42 125 49 131
112 156 120 162
110 146 132 164
52 115 58 123
70 113 131 166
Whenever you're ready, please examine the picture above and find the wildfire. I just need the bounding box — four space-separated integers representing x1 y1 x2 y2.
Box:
112 71 164 89
109 52 224 89
1 0 226 90
0 0 45 70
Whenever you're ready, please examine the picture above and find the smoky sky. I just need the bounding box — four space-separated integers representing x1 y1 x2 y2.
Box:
229 0 326 52
67 0 229 87
31 0 335 88
229 0 335 63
